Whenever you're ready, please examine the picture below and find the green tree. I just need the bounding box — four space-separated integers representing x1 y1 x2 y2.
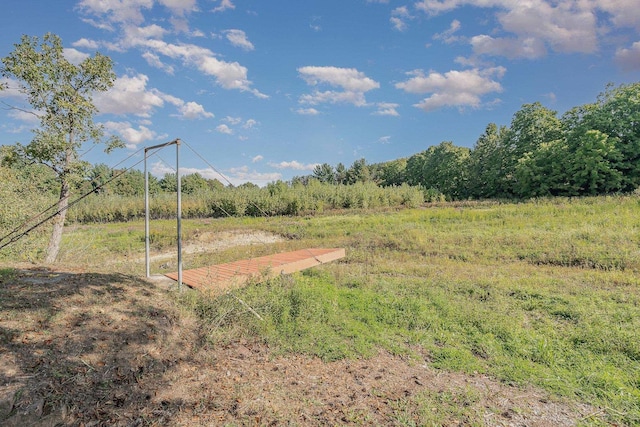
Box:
564 83 640 191
405 151 428 187
313 163 336 184
502 102 562 196
425 142 470 199
86 163 113 195
345 158 370 184
567 130 622 195
159 172 177 192
514 139 569 197
335 162 347 185
467 123 510 199
378 158 407 187
0 33 122 262
181 172 210 194
406 142 469 199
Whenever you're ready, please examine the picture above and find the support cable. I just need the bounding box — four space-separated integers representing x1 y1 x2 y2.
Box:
0 148 151 251
181 139 323 265
1 147 147 246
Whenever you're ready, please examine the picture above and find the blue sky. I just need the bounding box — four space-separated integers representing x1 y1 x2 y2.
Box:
1 0 639 186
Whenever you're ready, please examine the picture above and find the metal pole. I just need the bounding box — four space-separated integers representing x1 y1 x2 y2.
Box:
143 138 181 288
176 139 183 290
144 148 150 278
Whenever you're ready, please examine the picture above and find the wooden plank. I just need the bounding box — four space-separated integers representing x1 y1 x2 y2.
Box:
164 248 345 292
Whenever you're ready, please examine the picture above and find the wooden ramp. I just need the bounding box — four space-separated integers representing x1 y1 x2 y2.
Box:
165 248 345 292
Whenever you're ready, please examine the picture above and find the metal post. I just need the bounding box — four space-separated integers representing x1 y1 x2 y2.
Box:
144 149 150 277
143 138 181 288
176 139 183 290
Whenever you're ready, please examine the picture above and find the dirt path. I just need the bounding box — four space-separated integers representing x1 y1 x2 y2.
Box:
144 229 286 263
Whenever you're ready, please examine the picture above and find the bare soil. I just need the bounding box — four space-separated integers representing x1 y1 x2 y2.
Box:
0 231 598 426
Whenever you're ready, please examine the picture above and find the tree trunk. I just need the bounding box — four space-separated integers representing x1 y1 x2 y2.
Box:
44 179 70 263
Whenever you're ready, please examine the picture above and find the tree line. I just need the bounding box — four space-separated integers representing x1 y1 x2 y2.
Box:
1 32 638 262
307 82 640 200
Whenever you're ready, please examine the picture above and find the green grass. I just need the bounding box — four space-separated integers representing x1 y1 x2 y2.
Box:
177 196 640 425
13 195 640 425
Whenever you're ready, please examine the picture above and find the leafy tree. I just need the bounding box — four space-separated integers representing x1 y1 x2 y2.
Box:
425 141 470 199
0 33 122 262
335 162 347 185
377 158 407 187
181 172 209 194
159 172 177 192
238 182 259 189
87 163 114 195
313 163 336 184
567 129 622 195
207 178 224 191
345 158 370 184
563 83 640 191
405 151 428 187
290 175 310 186
502 102 562 196
113 169 160 196
267 180 290 196
406 142 469 199
1 146 60 195
467 123 510 199
514 139 569 197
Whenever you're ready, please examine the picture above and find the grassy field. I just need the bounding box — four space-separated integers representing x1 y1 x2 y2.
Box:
3 195 640 425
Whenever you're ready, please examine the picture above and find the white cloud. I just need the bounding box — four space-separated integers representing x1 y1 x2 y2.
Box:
268 161 319 171
252 155 264 163
123 24 168 45
391 6 413 32
433 19 462 44
212 0 235 13
77 0 153 25
615 41 640 71
296 108 320 115
63 48 90 65
216 124 233 134
77 0 265 98
72 38 100 50
0 78 26 100
224 116 242 125
414 0 634 59
298 66 379 107
79 18 114 32
396 67 506 112
103 121 157 148
151 162 234 184
373 102 400 116
299 66 379 92
94 74 164 117
471 35 547 59
7 109 40 124
224 29 255 51
94 73 211 119
142 51 175 74
158 0 197 16
243 119 258 128
300 90 368 106
598 0 640 30
142 39 267 97
378 136 392 144
227 166 282 186
178 102 214 120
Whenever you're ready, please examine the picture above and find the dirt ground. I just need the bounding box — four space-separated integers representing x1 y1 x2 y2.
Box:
0 232 600 426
